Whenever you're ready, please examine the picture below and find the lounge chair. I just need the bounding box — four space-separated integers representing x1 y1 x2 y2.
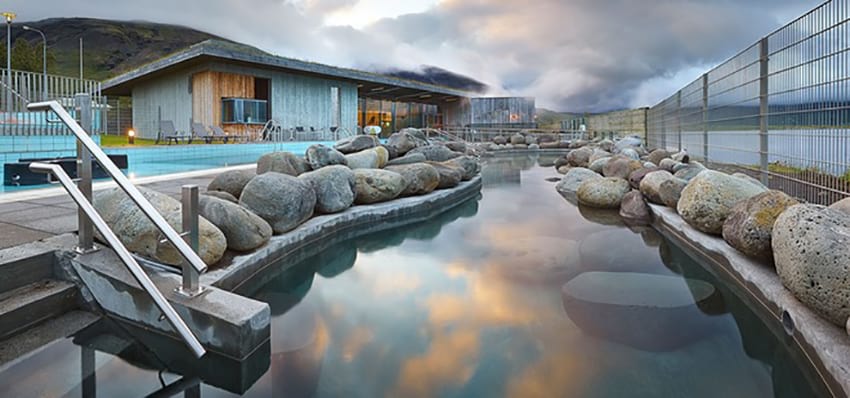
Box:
211 125 249 143
156 120 191 145
191 123 215 144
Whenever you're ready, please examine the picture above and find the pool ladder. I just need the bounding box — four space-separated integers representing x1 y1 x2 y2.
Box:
26 100 208 358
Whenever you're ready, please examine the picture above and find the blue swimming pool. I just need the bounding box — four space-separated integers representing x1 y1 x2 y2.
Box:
0 141 334 193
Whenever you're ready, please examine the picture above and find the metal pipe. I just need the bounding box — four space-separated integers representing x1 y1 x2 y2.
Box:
28 162 206 358
27 100 208 274
22 25 46 100
76 94 95 253
177 185 203 298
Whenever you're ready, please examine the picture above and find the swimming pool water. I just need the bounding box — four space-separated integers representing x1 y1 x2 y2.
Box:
0 153 830 397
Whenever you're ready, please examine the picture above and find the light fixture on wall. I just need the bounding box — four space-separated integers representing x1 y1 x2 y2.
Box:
128 129 136 145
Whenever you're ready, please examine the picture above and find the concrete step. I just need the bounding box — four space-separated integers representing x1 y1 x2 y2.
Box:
0 249 55 294
0 310 100 368
0 279 79 341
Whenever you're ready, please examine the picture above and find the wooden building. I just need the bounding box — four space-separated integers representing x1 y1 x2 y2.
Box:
102 40 472 140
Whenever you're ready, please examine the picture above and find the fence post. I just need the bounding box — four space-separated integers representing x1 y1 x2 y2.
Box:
676 90 682 151
702 73 709 163
759 37 769 186
75 93 95 253
177 185 204 297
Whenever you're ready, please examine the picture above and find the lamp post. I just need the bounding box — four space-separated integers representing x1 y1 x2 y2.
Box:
22 25 46 101
1 12 14 114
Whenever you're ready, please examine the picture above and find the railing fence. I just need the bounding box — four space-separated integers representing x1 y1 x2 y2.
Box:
646 0 850 205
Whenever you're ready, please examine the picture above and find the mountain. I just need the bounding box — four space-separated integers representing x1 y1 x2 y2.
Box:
8 18 487 92
535 108 580 129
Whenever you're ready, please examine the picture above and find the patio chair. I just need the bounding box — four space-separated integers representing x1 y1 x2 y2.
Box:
293 126 305 141
157 120 191 145
211 125 248 143
191 122 214 144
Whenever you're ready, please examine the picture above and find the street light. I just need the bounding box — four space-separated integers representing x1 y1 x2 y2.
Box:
1 12 14 113
22 25 46 101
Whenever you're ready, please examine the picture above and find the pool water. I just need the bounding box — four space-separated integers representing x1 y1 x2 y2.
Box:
0 154 830 397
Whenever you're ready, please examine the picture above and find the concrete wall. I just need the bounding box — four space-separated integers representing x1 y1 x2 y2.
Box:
130 61 359 139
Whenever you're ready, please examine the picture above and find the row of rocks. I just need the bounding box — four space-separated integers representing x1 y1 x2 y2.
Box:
94 130 481 268
551 135 850 329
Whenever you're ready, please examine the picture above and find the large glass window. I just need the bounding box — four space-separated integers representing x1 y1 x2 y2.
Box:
222 98 269 124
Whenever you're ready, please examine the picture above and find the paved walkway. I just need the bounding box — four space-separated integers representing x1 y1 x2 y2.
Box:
0 165 254 250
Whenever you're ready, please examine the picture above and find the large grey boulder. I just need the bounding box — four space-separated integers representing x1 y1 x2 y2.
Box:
385 163 440 196
629 167 658 189
408 145 461 162
388 129 428 155
198 195 272 252
673 162 706 181
677 170 768 235
567 147 593 167
524 135 538 145
589 149 612 164
659 158 678 173
647 149 671 166
554 155 570 169
722 190 798 261
615 136 643 151
619 190 652 225
386 152 427 166
93 187 226 266
603 157 643 179
829 197 850 214
773 204 850 326
202 190 238 203
352 169 407 204
257 152 309 176
334 134 378 154
345 147 389 169
207 170 255 199
510 133 525 145
493 135 507 145
658 177 688 208
577 177 631 209
425 161 463 189
305 144 347 170
639 170 675 204
298 165 356 214
589 156 612 175
239 172 317 234
598 139 614 152
444 156 480 180
556 167 603 197
619 147 640 161
445 141 467 153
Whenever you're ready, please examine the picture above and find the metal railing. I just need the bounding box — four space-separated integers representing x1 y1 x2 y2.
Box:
27 100 208 358
646 0 850 205
441 126 589 143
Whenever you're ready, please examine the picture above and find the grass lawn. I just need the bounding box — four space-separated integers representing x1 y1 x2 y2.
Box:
99 134 158 147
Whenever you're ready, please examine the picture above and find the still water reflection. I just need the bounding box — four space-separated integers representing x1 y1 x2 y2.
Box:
0 153 829 397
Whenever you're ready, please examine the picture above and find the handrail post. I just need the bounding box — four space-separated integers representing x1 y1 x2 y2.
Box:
177 185 204 298
758 37 770 186
75 93 96 253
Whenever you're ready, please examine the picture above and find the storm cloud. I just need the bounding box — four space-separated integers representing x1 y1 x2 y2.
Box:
4 0 819 111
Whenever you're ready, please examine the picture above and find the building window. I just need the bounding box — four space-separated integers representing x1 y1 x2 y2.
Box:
222 98 269 124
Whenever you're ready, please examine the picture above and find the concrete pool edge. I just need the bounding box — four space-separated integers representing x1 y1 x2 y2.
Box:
649 203 850 397
204 175 484 291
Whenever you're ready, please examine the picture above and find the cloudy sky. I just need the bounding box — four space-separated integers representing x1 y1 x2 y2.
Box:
6 0 821 111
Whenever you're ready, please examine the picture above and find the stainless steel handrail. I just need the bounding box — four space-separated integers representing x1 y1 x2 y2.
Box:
26 100 208 274
29 162 206 358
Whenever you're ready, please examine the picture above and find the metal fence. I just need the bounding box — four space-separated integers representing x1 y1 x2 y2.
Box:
646 0 850 205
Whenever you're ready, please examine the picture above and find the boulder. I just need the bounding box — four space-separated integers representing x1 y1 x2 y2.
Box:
388 129 428 155
202 190 238 203
567 147 593 167
569 139 589 149
333 134 378 154
598 139 615 152
732 172 766 189
257 152 310 176
493 135 507 145
540 141 561 149
677 170 768 235
298 165 356 214
382 144 399 160
385 163 440 196
659 158 678 172
647 149 671 166
514 143 528 149
207 170 255 199
305 144 347 170
444 156 480 180
425 161 463 189
239 172 317 234
672 150 690 163
639 170 675 204
554 155 570 168
555 167 602 197
524 135 538 145
628 167 659 189
528 143 540 150
344 147 386 169
589 157 612 174
504 144 515 150
619 147 640 160
386 152 427 166
590 149 612 164
557 166 571 175
510 133 525 145
444 141 467 153
198 196 272 251
829 197 850 214
577 177 631 209
615 136 643 151
673 162 706 181
93 187 226 266
619 190 652 225
658 177 688 209
352 169 407 204
773 204 850 325
722 190 799 261
603 157 643 179
408 145 462 162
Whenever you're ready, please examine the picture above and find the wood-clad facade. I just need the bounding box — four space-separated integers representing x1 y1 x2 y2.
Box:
191 71 257 135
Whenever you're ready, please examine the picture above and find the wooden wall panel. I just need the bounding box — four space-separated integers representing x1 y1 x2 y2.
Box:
192 71 254 128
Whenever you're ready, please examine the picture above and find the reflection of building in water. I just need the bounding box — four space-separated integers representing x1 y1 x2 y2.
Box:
481 158 522 186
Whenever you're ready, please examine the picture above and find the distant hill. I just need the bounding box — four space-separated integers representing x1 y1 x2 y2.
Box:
9 18 487 92
536 108 580 129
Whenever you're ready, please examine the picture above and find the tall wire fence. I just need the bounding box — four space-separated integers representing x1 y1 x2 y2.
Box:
647 0 850 205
